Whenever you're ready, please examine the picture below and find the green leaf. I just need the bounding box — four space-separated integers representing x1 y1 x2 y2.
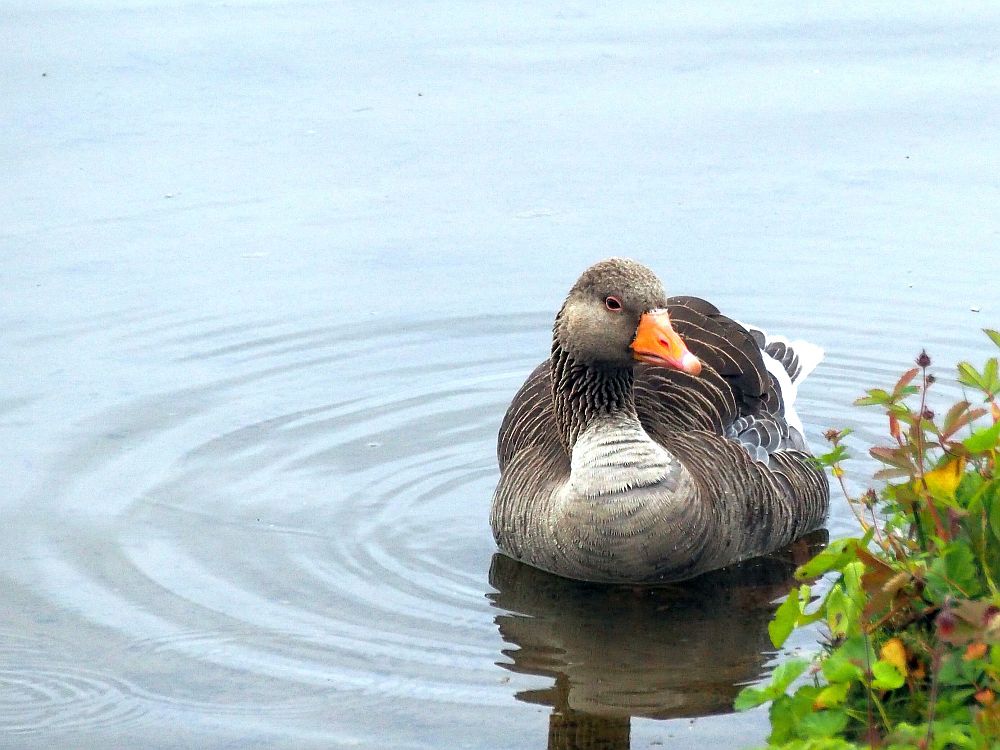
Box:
957 361 986 391
821 652 864 683
963 420 1000 453
986 481 1000 541
733 685 769 711
936 653 977 686
946 543 981 596
823 634 877 683
825 586 860 640
888 402 912 417
798 708 849 738
824 585 848 638
768 694 796 743
769 587 804 647
768 686 824 743
888 720 977 749
961 478 1000 587
926 543 982 600
795 538 859 579
814 444 850 466
770 657 811 694
984 357 1000 393
871 659 906 690
957 471 986 507
813 680 851 708
841 561 866 609
855 388 893 406
986 328 1000 350
735 658 811 712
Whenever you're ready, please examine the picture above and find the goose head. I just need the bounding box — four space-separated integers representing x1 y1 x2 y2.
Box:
554 258 702 375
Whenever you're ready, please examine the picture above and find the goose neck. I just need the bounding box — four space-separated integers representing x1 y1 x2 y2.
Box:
550 340 637 452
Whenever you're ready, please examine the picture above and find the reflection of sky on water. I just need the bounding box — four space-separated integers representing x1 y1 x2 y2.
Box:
2 3 997 748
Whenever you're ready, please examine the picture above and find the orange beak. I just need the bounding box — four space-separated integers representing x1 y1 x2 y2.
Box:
631 309 702 375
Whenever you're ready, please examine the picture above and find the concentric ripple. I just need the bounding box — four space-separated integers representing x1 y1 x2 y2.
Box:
2 300 994 748
3 312 554 746
0 632 145 736
0 666 146 736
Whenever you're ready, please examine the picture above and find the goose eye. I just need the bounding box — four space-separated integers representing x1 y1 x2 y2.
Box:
604 296 622 312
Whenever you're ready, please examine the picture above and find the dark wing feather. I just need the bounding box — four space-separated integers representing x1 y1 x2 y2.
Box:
665 296 770 416
497 361 568 474
633 296 770 442
634 296 811 463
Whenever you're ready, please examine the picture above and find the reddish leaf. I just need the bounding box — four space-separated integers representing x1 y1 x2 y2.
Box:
889 414 901 442
859 549 908 620
870 445 916 470
873 467 913 481
942 400 971 432
893 367 920 399
940 407 989 441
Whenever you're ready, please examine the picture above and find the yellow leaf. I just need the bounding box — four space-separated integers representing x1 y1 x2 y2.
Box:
965 642 989 661
923 457 965 500
880 638 908 676
813 681 850 709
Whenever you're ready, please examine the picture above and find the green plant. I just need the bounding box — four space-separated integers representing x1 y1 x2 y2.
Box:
736 329 1000 750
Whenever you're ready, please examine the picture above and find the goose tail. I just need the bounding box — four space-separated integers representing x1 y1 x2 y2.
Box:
741 325 824 444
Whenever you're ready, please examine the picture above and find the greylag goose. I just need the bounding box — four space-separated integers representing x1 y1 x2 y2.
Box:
491 258 829 583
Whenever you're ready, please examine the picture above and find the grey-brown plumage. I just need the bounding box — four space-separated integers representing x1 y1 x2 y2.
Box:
491 258 829 583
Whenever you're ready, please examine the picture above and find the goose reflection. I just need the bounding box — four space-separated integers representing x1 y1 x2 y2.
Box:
487 530 827 750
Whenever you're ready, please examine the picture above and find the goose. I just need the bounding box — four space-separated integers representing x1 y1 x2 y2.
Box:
491 258 829 583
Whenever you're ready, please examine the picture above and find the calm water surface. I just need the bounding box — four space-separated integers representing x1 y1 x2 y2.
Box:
2 2 998 749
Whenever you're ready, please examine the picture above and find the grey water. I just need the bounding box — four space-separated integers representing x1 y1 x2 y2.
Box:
2 2 998 748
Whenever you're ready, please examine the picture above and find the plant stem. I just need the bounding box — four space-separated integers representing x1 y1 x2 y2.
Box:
911 508 929 552
832 464 891 554
915 368 950 544
924 644 944 748
862 630 886 744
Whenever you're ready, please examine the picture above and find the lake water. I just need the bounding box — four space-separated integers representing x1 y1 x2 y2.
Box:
2 2 997 748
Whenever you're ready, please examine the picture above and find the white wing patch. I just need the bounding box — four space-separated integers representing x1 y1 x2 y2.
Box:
737 323 824 447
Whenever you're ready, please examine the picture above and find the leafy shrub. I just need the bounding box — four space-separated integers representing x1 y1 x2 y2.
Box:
736 329 1000 750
